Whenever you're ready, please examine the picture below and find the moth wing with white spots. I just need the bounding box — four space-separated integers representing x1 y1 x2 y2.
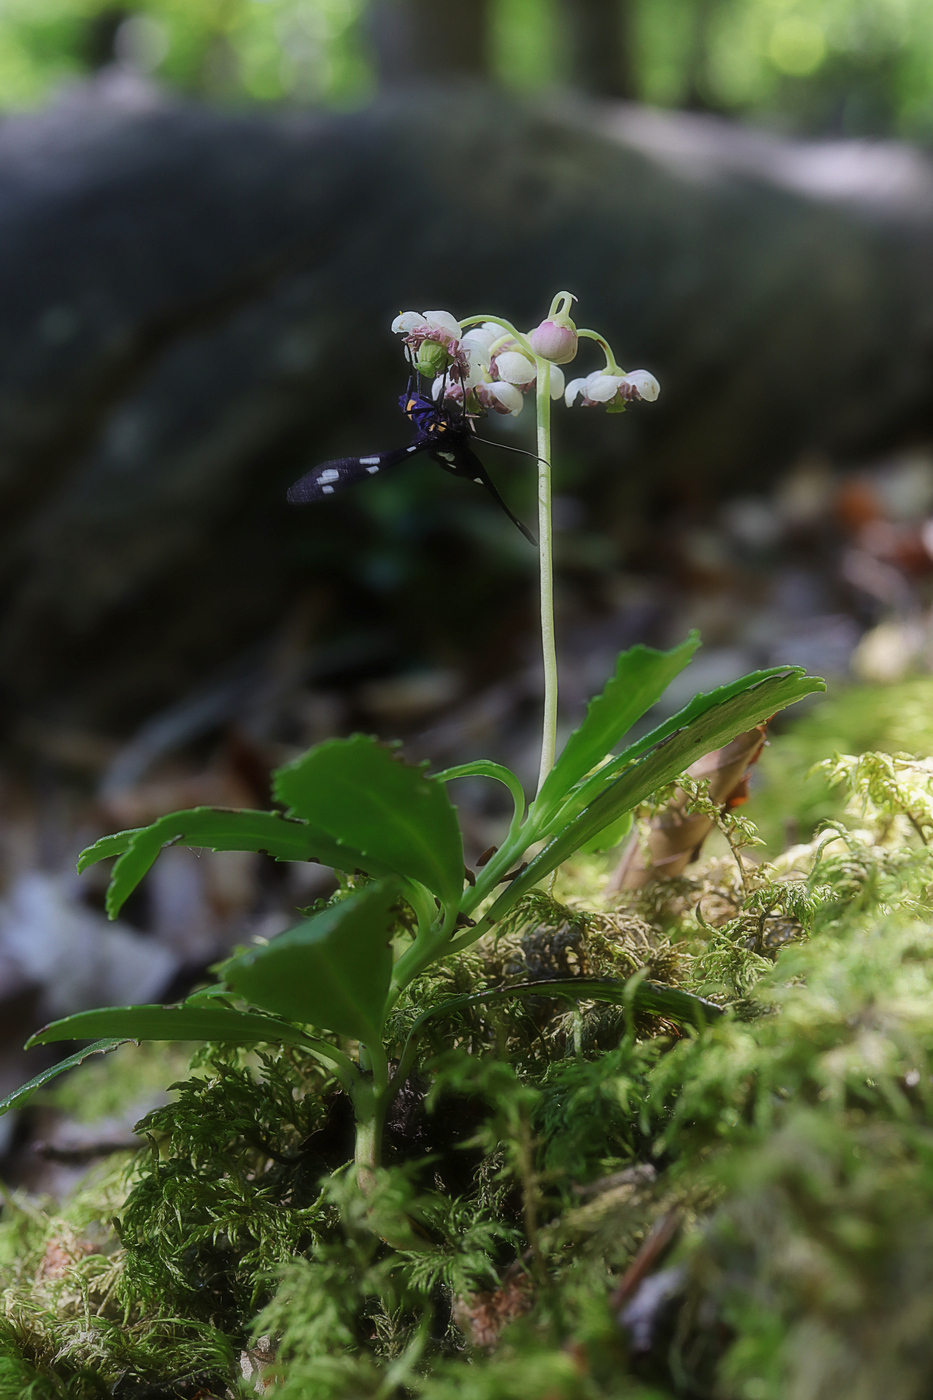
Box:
286 442 425 503
287 415 535 545
428 441 536 545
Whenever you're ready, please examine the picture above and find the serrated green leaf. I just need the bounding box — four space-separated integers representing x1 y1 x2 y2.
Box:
26 1003 324 1053
0 1040 130 1118
490 668 824 915
77 830 137 872
221 879 400 1044
550 663 824 832
80 808 387 919
535 632 700 821
274 735 464 907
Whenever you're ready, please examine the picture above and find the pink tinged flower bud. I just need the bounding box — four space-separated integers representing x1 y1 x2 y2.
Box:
494 350 536 385
622 370 660 402
392 311 428 334
432 376 463 404
528 319 578 364
489 382 525 415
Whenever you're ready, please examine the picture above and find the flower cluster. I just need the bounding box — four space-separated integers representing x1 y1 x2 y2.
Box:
564 367 660 411
391 310 548 416
391 297 659 422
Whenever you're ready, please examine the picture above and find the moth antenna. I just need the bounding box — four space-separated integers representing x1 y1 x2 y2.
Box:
469 434 548 467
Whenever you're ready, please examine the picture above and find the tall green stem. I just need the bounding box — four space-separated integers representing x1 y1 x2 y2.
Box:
535 359 557 796
460 313 560 795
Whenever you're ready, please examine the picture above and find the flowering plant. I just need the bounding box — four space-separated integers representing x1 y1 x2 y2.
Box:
391 290 660 793
0 293 823 1193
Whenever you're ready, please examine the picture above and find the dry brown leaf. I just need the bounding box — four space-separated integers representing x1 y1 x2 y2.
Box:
452 1269 534 1349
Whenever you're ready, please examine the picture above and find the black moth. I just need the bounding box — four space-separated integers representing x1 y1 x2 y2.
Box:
287 387 535 544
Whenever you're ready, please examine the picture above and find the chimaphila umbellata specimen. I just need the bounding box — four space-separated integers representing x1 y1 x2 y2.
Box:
289 292 660 793
0 294 821 1202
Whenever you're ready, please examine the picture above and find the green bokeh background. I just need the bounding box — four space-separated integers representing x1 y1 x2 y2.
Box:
1 0 931 140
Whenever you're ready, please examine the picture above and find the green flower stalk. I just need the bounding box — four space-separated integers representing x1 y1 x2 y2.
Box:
535 355 556 791
459 291 660 790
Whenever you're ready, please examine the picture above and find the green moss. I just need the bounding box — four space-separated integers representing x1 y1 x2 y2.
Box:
10 689 933 1397
0 1159 234 1396
748 676 933 852
117 1046 337 1330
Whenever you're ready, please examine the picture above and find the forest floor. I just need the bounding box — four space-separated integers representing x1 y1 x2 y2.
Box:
2 673 933 1396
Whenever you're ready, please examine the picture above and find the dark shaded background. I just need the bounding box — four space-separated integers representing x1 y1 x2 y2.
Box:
4 80 933 731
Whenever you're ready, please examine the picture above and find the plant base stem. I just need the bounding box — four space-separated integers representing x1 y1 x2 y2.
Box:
354 1110 382 1194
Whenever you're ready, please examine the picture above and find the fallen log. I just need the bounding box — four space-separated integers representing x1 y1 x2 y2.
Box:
0 75 931 731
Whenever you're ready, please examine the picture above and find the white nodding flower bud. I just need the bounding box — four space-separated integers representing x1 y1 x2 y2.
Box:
549 365 565 400
421 310 462 338
495 351 536 385
586 372 623 402
565 363 660 409
462 335 490 373
623 369 660 402
392 311 428 334
490 382 525 415
464 356 486 390
462 327 496 355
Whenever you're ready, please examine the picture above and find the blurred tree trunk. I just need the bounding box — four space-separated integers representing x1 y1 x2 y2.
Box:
1 81 932 730
368 0 491 83
683 0 720 110
83 7 130 68
559 0 636 99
